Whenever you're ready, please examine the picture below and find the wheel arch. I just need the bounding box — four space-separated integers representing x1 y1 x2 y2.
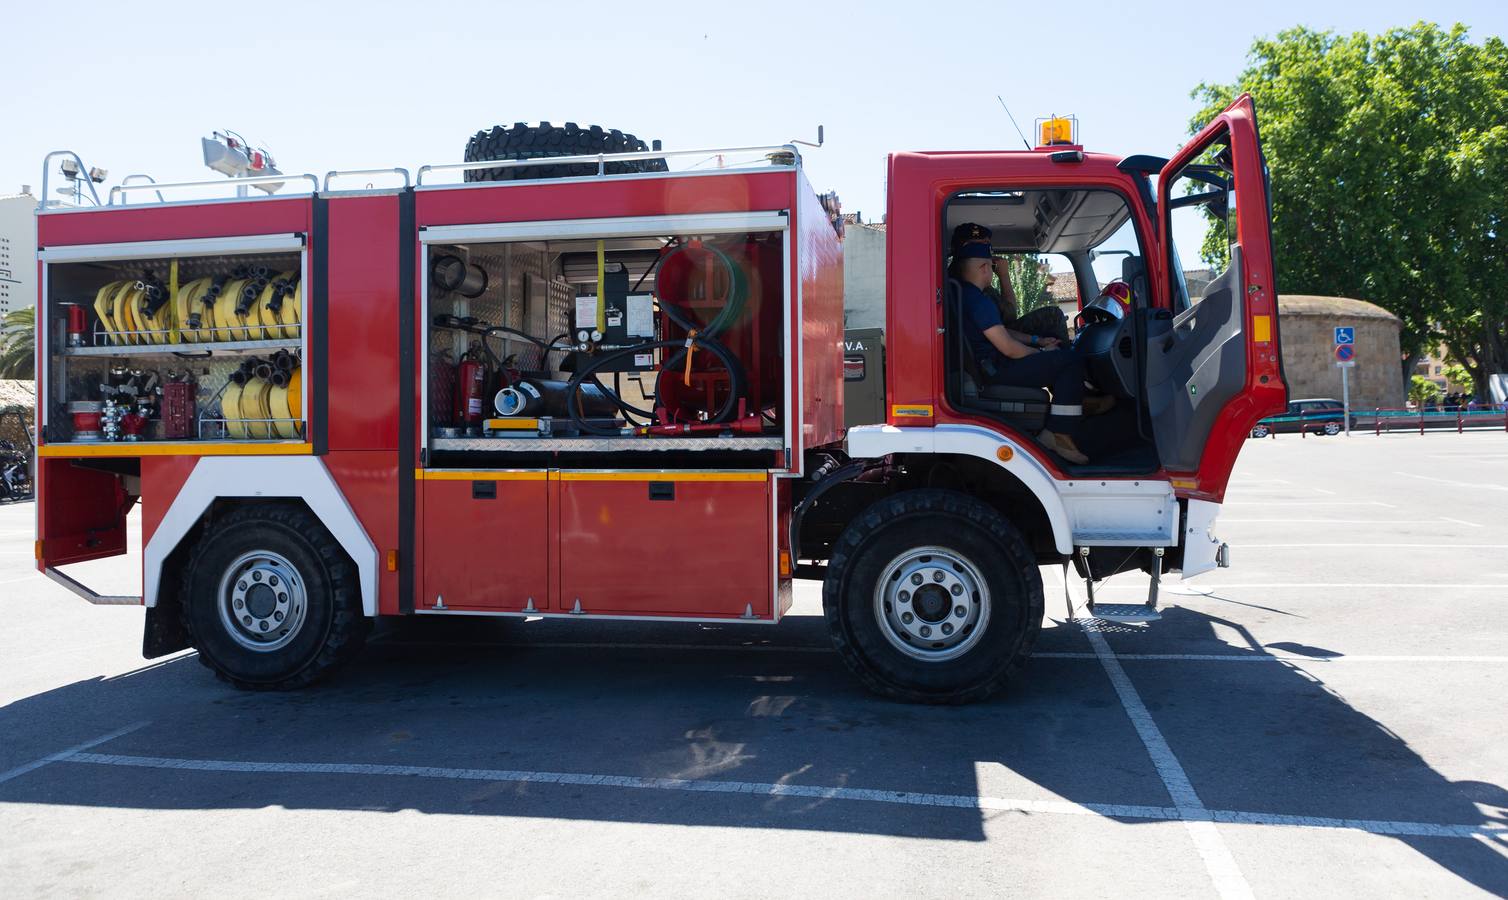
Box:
844 424 1073 556
144 457 379 616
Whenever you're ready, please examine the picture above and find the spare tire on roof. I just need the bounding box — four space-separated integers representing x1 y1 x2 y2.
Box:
463 121 668 182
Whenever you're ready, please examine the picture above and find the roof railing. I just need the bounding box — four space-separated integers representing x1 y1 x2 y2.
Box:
415 143 801 186
38 141 803 210
108 172 319 205
323 168 411 191
38 151 104 209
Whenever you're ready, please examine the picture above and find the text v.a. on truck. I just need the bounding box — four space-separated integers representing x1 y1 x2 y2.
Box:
33 98 1285 703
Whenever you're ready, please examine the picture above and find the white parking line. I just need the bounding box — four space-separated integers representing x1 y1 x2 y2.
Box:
1224 501 1395 507
1220 519 1412 524
1238 543 1508 549
1097 583 1507 589
54 752 1507 843
1437 516 1484 528
1036 653 1508 664
381 640 1508 664
1084 624 1253 899
0 722 150 785
1395 472 1508 492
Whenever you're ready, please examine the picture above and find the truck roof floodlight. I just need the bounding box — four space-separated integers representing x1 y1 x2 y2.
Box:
203 131 285 194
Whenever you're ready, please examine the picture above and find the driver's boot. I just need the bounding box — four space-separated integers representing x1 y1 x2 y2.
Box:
1039 429 1089 464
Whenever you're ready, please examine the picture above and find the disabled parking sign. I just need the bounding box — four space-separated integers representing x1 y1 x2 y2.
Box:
1334 327 1355 345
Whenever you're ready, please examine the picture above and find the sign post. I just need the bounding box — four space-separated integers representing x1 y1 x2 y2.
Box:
1334 327 1356 435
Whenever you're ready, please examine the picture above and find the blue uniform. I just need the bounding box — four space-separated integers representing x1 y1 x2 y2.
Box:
961 281 1005 371
959 278 1086 433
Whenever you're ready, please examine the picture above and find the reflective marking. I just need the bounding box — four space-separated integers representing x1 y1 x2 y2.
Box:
0 721 150 785
57 751 1508 843
1084 623 1253 899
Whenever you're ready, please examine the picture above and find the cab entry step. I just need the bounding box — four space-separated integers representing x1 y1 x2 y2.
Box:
1084 603 1163 624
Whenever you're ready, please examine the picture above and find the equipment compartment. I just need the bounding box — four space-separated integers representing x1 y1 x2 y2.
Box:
556 474 771 618
422 219 787 467
40 246 307 444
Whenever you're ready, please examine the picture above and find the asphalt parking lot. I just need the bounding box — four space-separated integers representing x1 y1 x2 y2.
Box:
2 431 1506 898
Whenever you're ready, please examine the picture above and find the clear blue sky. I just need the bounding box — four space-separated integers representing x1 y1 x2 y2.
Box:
5 0 1504 228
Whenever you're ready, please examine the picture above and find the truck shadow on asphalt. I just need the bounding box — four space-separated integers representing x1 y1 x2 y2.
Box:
2 607 1505 893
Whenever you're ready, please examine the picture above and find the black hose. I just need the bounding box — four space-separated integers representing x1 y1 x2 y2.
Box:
566 336 747 436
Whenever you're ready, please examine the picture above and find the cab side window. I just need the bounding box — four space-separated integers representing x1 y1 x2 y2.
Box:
1166 138 1238 314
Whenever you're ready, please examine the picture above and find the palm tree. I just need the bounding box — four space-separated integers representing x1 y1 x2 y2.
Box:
0 306 35 380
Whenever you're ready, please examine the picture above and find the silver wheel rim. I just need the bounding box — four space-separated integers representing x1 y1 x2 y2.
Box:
217 550 308 652
872 545 990 662
1324 422 1340 435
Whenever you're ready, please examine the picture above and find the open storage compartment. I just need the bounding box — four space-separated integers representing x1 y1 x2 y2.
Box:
421 212 789 470
39 235 309 445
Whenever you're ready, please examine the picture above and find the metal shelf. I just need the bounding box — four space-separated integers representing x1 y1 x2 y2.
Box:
431 435 784 453
64 338 302 358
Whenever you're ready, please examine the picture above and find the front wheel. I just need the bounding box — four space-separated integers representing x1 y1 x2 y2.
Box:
182 503 369 690
823 490 1043 704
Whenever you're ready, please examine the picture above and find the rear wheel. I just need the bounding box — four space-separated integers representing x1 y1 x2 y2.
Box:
182 503 368 690
1322 421 1342 436
1251 424 1270 439
823 490 1043 704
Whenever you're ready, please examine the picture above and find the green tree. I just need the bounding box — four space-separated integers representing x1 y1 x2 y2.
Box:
1409 375 1443 406
1004 255 1052 315
1442 362 1474 394
0 306 35 380
1190 23 1508 394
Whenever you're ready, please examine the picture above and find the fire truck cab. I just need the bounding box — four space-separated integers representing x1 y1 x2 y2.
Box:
32 96 1283 703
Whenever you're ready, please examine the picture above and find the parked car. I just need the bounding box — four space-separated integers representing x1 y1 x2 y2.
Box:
1250 398 1356 438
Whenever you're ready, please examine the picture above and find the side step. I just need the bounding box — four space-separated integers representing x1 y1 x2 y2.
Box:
1083 603 1162 624
1064 546 1165 624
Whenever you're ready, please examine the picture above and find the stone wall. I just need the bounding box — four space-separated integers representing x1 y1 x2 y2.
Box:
1277 295 1404 410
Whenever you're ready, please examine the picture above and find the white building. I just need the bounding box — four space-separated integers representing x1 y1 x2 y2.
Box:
0 189 38 317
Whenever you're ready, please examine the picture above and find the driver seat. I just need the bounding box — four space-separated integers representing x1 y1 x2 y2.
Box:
946 279 1049 429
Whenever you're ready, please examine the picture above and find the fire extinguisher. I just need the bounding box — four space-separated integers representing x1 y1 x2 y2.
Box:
453 351 488 426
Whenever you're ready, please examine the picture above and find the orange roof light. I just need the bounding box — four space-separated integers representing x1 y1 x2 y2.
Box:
1036 116 1078 147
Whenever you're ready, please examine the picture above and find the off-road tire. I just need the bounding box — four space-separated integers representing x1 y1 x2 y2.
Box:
823 489 1043 704
182 503 368 690
463 121 668 182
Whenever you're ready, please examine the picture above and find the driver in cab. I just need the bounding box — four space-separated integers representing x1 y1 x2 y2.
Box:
954 241 1091 464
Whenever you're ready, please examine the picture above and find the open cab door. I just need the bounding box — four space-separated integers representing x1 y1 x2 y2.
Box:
1146 93 1287 503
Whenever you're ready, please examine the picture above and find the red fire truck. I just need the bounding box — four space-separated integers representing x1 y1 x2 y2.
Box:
32 97 1284 703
